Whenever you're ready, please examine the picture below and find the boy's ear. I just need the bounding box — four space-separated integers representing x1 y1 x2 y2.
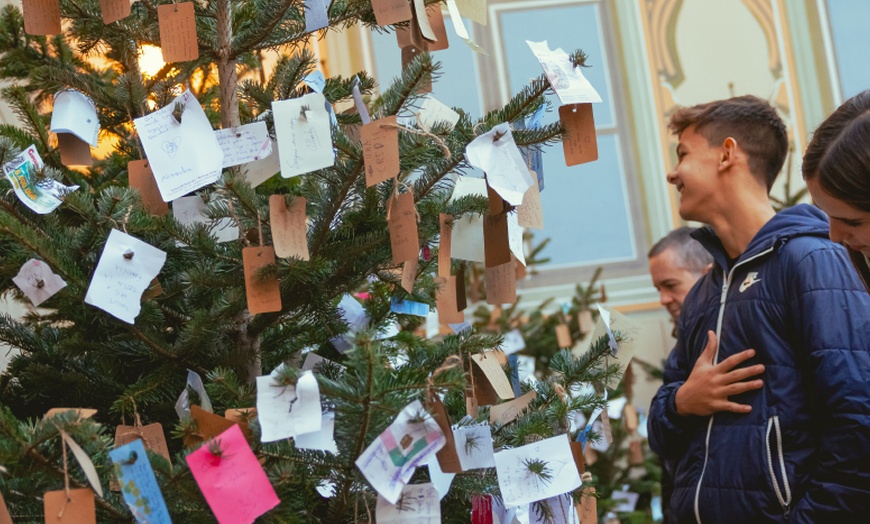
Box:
719 137 738 169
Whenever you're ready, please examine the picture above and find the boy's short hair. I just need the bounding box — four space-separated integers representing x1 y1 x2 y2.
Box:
669 95 789 192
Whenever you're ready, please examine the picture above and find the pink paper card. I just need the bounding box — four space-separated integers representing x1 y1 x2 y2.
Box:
185 424 280 524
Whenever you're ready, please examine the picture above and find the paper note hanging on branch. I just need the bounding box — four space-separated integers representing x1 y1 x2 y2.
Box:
242 139 280 187
518 182 544 229
494 434 582 507
133 90 224 202
43 489 96 524
455 424 496 470
295 411 338 453
388 191 420 264
51 89 99 147
269 195 310 260
438 214 453 278
173 195 239 243
485 260 516 305
456 0 487 25
56 133 94 167
60 430 104 497
560 104 598 166
12 259 66 307
466 123 534 205
355 400 446 504
158 2 198 62
444 0 487 53
435 275 464 324
128 160 168 215
362 116 400 186
242 246 282 314
483 212 511 268
186 425 280 524
304 0 328 32
175 369 212 419
256 367 296 443
2 145 78 214
418 96 460 132
114 422 172 468
527 40 602 105
108 439 172 524
470 352 515 405
423 2 450 51
84 229 167 324
402 257 418 294
288 370 323 437
100 0 131 24
507 212 525 267
22 0 61 35
448 176 486 262
426 391 462 473
579 304 639 390
215 121 273 168
272 92 335 178
372 0 413 26
376 483 441 523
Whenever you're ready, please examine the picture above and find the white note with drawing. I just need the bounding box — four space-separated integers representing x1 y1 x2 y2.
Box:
493 434 581 507
455 424 495 471
527 40 602 105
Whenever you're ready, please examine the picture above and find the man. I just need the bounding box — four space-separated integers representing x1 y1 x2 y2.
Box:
648 227 713 331
647 95 870 523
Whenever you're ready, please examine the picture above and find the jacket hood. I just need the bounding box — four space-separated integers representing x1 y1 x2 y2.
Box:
691 204 830 270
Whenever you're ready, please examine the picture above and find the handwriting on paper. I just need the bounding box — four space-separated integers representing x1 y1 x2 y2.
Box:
272 92 335 178
560 104 598 166
288 370 322 437
518 182 544 229
186 425 280 524
215 121 273 168
256 372 296 443
270 195 310 260
485 260 516 305
242 139 280 187
388 192 420 264
376 483 441 523
494 434 582 507
133 90 224 202
471 352 515 403
84 229 167 324
372 0 413 26
362 116 400 187
100 0 131 24
527 40 602 105
158 2 198 62
419 96 460 132
466 124 534 205
22 0 61 35
109 439 172 524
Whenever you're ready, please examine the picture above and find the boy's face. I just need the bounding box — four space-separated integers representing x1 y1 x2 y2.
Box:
666 126 721 222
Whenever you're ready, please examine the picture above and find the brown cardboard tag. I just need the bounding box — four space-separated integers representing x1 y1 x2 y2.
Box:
584 445 597 466
57 133 93 167
141 278 164 301
427 391 462 473
425 3 449 51
465 392 479 418
409 2 430 51
372 0 412 26
559 103 598 166
242 246 282 314
0 492 12 524
486 182 505 216
158 2 199 63
99 0 131 24
436 275 464 324
44 408 97 420
438 214 452 278
578 309 594 335
22 0 61 35
401 257 418 294
483 213 511 268
489 390 536 425
629 439 644 465
186 405 236 447
269 195 310 260
624 404 638 432
225 408 257 425
114 423 171 465
600 413 613 444
517 182 544 229
577 486 597 523
387 192 420 265
362 116 400 187
471 352 515 404
43 489 96 523
455 264 467 312
556 323 572 348
570 441 586 476
485 261 516 305
128 160 168 215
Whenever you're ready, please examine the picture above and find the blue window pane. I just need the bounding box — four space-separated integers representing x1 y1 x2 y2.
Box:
826 0 870 99
537 134 636 266
498 3 615 127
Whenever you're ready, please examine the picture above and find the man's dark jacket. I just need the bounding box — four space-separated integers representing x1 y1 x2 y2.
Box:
648 204 870 523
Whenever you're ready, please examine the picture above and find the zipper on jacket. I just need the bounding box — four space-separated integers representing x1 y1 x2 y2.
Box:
766 415 792 519
693 248 773 524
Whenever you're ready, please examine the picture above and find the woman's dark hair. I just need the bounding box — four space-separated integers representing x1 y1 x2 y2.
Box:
803 89 870 212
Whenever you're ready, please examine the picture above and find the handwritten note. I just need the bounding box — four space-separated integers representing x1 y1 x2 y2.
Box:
376 483 441 523
471 352 515 404
507 213 525 268
455 424 495 470
215 121 273 168
51 89 99 146
373 0 413 26
43 489 96 523
22 0 61 35
295 411 338 453
128 160 168 215
485 260 516 305
158 2 198 63
362 116 400 187
494 434 582 507
256 370 296 443
133 90 223 202
12 259 66 307
356 400 446 504
241 139 280 187
109 439 172 524
272 92 334 178
402 257 418 293
269 195 310 260
518 182 543 229
242 246 282 314
388 192 420 264
490 390 536 425
418 96 459 132
173 195 239 243
186 425 280 524
84 229 166 324
100 0 131 24
527 40 602 105
559 104 598 166
114 423 171 467
466 124 534 205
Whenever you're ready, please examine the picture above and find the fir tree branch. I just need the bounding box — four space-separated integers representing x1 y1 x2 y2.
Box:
309 162 364 257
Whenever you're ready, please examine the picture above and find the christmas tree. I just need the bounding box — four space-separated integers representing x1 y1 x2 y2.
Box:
0 1 629 521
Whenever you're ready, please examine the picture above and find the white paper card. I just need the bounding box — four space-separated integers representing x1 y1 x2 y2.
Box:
288 370 322 436
466 123 534 205
530 494 579 524
356 400 445 504
215 121 273 168
376 483 441 523
455 424 495 470
493 434 581 507
427 460 455 500
418 96 460 132
526 40 602 105
501 329 526 355
295 411 338 453
12 259 67 307
84 229 166 324
330 294 370 353
134 90 224 202
448 176 486 262
172 195 239 243
611 490 640 513
507 212 525 267
304 0 328 32
256 371 296 443
242 139 281 187
50 90 99 146
445 0 487 53
272 92 335 178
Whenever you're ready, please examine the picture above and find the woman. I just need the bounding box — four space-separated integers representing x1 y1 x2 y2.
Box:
803 89 870 291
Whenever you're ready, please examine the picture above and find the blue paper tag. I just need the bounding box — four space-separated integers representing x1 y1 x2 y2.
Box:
507 354 522 398
109 439 172 524
390 297 430 317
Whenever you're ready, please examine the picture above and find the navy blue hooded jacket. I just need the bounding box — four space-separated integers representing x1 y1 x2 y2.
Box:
648 204 870 523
